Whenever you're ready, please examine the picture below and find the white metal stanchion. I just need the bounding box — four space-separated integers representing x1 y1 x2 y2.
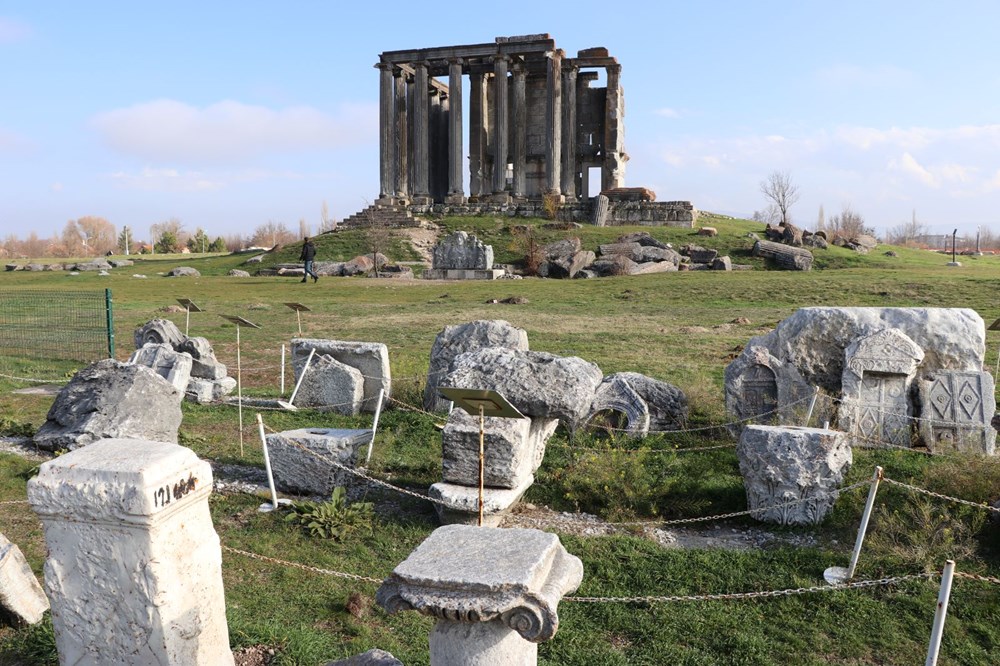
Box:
824 466 883 584
280 344 286 397
278 347 316 412
804 386 819 426
365 388 385 465
925 560 956 666
256 413 291 513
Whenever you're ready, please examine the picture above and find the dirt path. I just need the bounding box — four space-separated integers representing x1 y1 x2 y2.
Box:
398 220 440 265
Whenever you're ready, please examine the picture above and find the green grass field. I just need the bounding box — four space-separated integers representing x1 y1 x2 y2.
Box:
1 215 999 665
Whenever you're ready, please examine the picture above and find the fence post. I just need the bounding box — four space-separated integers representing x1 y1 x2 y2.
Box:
104 288 115 359
925 560 956 666
824 465 883 584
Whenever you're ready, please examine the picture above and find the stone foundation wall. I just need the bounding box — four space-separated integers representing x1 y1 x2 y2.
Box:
407 200 697 227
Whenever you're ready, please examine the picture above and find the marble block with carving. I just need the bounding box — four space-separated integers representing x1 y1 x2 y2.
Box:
377 524 582 665
919 371 997 455
27 438 234 665
737 425 852 526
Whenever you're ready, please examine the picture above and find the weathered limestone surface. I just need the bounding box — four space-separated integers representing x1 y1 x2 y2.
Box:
167 266 200 277
127 343 193 393
325 649 403 666
377 525 583 665
292 339 391 413
185 376 237 404
424 320 530 412
441 410 558 489
919 371 997 455
584 372 688 437
134 318 186 350
839 329 924 448
737 425 852 525
294 354 366 414
444 348 603 430
27 439 234 665
429 479 533 527
34 360 183 451
266 428 371 496
432 231 494 270
725 308 987 438
0 532 48 626
752 240 813 270
178 336 228 380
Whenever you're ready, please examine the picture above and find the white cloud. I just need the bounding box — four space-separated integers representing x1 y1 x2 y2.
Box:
92 99 377 164
889 152 939 188
654 107 680 118
0 17 32 44
109 167 226 192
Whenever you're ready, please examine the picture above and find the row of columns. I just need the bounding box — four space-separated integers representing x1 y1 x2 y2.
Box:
377 52 586 205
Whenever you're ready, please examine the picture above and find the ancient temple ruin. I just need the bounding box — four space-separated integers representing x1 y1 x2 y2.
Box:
375 34 626 206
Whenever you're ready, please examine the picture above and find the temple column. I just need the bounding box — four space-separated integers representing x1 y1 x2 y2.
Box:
468 72 487 200
490 55 510 202
446 59 465 204
394 70 409 199
545 50 563 199
603 62 625 192
412 61 431 205
560 64 578 201
376 62 396 203
511 61 527 200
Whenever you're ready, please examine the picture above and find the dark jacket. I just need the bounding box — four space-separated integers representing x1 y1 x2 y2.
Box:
300 241 316 262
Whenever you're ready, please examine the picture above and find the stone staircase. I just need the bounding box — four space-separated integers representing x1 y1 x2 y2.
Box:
337 203 418 230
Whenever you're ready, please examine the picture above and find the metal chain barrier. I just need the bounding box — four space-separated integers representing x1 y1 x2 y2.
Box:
548 442 737 455
882 477 1000 514
564 572 935 604
0 372 66 384
0 499 29 506
953 571 1000 586
519 479 872 529
221 545 384 584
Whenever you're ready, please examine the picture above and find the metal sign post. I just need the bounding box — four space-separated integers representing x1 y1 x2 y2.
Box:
220 314 261 457
176 298 203 337
283 302 312 337
438 387 524 526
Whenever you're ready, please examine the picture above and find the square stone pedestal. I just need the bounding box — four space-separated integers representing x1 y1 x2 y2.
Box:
266 427 371 496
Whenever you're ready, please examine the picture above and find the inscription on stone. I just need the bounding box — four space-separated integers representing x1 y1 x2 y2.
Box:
152 474 198 509
742 364 778 422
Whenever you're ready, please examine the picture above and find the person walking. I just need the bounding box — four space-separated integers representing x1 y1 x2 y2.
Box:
299 236 319 283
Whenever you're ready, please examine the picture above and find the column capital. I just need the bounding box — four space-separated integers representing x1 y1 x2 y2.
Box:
375 61 394 71
447 57 464 66
491 53 511 65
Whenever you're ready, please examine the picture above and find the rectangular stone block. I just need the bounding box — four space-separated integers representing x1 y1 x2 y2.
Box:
0 532 49 626
919 371 996 455
442 411 557 489
266 428 371 496
27 439 233 665
291 339 390 413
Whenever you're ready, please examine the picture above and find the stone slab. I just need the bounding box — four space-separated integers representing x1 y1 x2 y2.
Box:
429 477 533 527
266 428 371 496
128 343 193 393
919 371 997 455
291 339 390 413
442 411 558 489
294 354 365 414
0 533 49 626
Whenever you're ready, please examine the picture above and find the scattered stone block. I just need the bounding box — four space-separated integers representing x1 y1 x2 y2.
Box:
134 318 186 350
444 348 602 431
325 649 403 666
737 425 852 525
167 266 200 277
712 256 732 271
179 336 228 380
0 532 48 626
698 227 718 237
684 245 718 263
377 525 583 665
127 343 193 393
919 371 996 455
441 410 557 489
34 360 183 451
589 255 639 276
227 269 251 277
752 240 813 270
292 339 391 413
27 439 234 665
432 231 493 270
424 319 530 412
266 428 372 496
295 354 365 414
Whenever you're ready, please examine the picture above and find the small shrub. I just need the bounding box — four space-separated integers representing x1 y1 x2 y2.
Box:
284 487 375 541
542 192 561 221
0 417 35 438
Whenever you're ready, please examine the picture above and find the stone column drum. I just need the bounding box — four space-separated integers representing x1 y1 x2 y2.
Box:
736 425 852 526
376 525 583 666
28 439 234 665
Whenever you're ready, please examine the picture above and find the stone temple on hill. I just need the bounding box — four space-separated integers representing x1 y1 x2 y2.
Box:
343 34 696 229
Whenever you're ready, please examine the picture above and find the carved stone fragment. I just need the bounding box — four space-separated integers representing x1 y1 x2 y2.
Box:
919 371 996 455
265 428 372 496
0 532 48 626
127 343 193 393
292 339 391 413
737 425 852 525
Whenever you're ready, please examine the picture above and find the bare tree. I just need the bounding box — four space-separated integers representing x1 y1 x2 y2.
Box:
362 203 392 277
751 205 780 225
816 205 825 232
759 171 800 226
75 216 116 254
251 220 296 249
827 204 872 239
298 218 311 239
885 209 928 246
150 218 187 252
319 200 337 233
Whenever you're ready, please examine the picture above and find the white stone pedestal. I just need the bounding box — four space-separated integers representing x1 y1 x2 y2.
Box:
27 438 234 665
376 525 582 666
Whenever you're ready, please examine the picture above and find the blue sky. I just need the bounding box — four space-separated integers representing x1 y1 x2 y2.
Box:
2 1 999 241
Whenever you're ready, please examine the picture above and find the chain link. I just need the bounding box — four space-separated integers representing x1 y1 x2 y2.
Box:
0 372 66 384
953 571 1000 586
519 479 872 529
0 499 30 506
565 572 935 604
882 477 1000 514
222 545 384 584
549 442 737 455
